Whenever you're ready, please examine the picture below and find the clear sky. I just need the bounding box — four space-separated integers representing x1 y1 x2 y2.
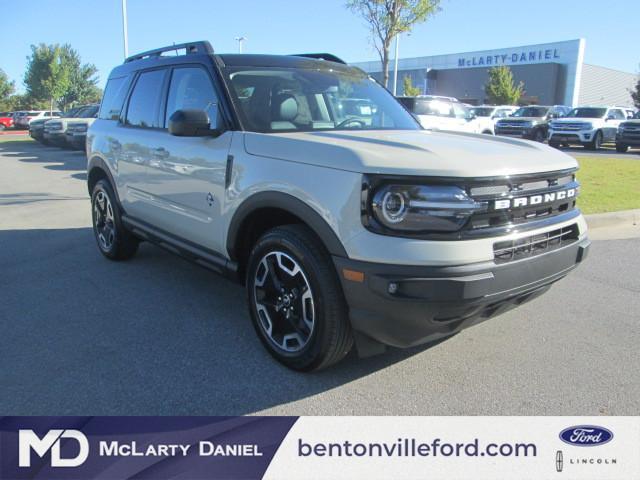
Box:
2 0 639 91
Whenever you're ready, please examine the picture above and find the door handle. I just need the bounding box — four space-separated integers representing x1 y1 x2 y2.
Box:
152 147 170 159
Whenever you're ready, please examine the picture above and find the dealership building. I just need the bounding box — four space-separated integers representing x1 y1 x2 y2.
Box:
352 39 637 106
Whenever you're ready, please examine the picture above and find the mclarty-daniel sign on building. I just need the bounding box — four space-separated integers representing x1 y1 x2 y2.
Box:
353 39 637 107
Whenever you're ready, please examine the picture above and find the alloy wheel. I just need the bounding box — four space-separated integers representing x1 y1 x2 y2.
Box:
93 190 116 251
253 251 315 353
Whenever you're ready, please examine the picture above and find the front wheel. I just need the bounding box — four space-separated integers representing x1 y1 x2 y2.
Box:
91 179 139 260
533 129 546 143
246 225 353 371
616 144 629 153
587 131 602 150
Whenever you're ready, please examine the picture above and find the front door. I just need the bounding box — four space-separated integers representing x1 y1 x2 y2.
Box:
142 65 232 253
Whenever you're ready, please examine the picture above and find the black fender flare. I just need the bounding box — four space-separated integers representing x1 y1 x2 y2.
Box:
226 191 348 260
87 156 121 205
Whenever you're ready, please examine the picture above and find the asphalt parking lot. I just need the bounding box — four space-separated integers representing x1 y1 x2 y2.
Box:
1 138 639 416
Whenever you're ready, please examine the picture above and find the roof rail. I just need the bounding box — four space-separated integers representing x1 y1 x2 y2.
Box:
290 53 346 64
125 41 214 63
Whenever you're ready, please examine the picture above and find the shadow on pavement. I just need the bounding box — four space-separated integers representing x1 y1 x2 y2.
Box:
0 140 87 174
0 227 437 415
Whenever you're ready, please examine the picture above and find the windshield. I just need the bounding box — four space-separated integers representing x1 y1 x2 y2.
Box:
470 107 494 117
78 105 98 118
511 106 549 117
565 107 607 118
224 66 419 133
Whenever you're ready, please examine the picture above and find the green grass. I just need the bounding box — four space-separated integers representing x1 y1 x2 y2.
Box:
0 134 33 143
576 156 640 214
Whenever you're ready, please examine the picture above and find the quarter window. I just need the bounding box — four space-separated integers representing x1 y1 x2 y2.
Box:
99 75 132 120
125 70 166 128
165 67 219 127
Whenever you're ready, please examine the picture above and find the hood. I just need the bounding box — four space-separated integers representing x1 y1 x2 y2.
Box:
552 117 602 123
497 117 544 123
621 119 640 126
243 129 577 178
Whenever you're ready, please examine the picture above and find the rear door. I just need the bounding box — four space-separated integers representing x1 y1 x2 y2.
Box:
141 65 232 252
116 68 169 219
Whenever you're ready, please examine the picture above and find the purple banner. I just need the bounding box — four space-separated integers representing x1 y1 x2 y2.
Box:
0 416 298 480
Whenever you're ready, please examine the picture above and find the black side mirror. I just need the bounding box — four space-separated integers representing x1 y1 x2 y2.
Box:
168 109 222 137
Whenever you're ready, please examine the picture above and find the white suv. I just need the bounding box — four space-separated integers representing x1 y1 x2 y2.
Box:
469 105 518 135
87 41 589 371
396 95 482 133
548 106 628 150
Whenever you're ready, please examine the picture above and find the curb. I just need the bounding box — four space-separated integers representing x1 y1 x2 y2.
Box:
585 209 640 229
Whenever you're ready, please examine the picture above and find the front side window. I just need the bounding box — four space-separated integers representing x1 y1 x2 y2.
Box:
164 67 219 127
225 65 418 133
125 69 167 128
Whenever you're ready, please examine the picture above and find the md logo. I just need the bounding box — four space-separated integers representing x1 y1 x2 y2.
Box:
19 429 89 467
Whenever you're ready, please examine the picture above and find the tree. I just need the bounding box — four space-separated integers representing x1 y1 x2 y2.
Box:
347 0 440 88
0 69 16 110
631 71 640 109
58 45 101 110
402 75 421 96
24 44 70 112
484 66 525 105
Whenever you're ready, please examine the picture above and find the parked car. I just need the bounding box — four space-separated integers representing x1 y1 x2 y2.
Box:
44 104 99 147
30 107 82 142
396 95 481 133
87 41 589 371
615 110 640 152
494 105 570 142
469 105 518 134
548 106 628 150
0 112 14 130
14 110 62 129
65 105 100 150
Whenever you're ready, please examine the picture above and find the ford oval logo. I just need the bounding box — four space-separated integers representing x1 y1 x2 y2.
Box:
559 425 613 447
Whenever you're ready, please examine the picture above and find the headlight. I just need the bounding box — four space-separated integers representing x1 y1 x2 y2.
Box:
368 183 487 233
582 123 593 130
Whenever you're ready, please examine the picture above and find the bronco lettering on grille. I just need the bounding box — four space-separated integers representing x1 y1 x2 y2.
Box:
494 188 577 210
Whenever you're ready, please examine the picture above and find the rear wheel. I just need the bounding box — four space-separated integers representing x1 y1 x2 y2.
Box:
91 179 139 260
616 144 629 153
246 225 353 371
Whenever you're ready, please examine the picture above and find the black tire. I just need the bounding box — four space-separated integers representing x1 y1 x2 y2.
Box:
246 224 353 371
0 124 5 131
533 128 546 143
91 179 139 260
587 131 602 150
549 141 561 149
616 144 629 153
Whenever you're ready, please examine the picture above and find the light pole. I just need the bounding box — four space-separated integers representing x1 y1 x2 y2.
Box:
121 0 129 59
235 36 246 53
392 33 400 96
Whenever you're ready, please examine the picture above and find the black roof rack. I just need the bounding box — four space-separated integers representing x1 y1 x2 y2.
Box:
125 41 214 63
290 53 346 64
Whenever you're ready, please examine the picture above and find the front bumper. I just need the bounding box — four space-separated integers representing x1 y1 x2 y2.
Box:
65 132 87 149
44 132 66 144
334 236 590 349
616 132 640 147
549 131 594 144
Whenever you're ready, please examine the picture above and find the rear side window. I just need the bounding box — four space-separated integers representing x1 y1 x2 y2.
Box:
125 69 167 128
164 67 219 127
99 75 132 120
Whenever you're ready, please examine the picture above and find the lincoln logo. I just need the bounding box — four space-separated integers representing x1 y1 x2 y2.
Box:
494 188 576 210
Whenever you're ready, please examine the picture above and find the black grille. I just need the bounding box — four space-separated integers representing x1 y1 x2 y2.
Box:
493 224 579 263
467 170 578 234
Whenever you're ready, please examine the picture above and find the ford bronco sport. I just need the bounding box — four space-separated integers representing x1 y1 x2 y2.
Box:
87 41 590 371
